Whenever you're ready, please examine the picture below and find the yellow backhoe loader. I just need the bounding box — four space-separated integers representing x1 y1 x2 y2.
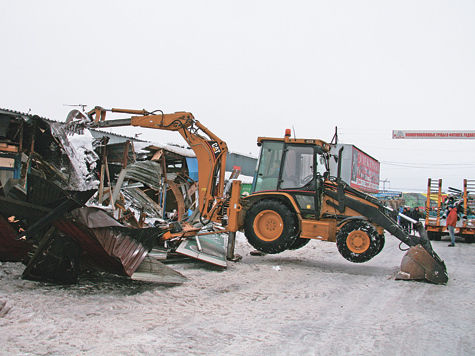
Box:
77 107 448 284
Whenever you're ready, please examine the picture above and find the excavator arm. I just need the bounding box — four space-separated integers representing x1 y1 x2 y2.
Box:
324 179 448 284
86 107 228 222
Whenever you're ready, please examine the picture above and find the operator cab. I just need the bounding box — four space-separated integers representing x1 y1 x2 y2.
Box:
251 132 330 218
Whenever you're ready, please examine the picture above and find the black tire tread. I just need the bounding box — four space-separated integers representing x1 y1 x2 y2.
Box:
288 237 311 250
462 234 474 243
375 234 385 255
336 220 380 263
427 231 441 241
244 199 298 254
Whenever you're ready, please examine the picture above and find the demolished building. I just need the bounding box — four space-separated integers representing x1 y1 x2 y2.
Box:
0 108 208 284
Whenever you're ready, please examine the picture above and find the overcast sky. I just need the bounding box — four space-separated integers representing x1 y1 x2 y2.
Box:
1 1 474 192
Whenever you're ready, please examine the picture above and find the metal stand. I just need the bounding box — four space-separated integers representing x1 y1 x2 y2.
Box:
226 231 242 262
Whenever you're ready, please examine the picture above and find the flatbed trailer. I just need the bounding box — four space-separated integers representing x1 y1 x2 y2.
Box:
425 178 475 242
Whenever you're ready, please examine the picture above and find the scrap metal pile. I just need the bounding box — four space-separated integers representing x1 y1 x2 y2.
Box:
0 108 219 284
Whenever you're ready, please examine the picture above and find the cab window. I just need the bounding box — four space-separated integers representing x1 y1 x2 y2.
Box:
280 145 314 190
253 141 284 192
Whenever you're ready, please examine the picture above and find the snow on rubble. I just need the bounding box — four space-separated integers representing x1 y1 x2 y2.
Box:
64 129 100 190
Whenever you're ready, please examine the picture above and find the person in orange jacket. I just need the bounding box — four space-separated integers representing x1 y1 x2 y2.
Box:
446 205 458 247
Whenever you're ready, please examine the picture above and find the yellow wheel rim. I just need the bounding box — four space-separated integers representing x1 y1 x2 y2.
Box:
253 210 284 242
346 230 371 254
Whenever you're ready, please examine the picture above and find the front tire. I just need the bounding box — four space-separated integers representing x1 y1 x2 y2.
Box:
244 199 298 254
336 220 381 263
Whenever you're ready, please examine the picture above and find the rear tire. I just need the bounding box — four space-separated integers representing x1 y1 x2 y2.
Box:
427 231 441 241
462 234 474 243
244 199 298 254
336 220 380 263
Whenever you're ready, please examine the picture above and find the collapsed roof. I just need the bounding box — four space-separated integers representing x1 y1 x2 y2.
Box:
0 108 212 284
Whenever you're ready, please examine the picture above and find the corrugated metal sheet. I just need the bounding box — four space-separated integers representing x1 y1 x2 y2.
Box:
26 174 67 208
124 161 163 190
121 187 162 217
92 228 149 276
54 208 160 277
54 219 149 277
0 108 49 121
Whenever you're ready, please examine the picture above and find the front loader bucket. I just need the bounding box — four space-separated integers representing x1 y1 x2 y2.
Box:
396 244 448 284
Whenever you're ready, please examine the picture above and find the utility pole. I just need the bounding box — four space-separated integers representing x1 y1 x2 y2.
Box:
380 178 390 191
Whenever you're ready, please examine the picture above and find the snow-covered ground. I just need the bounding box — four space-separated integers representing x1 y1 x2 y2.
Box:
0 233 473 356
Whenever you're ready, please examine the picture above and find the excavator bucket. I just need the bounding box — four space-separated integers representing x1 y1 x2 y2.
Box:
396 244 448 284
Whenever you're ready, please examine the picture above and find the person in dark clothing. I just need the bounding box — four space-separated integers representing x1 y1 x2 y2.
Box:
401 207 410 233
410 207 422 233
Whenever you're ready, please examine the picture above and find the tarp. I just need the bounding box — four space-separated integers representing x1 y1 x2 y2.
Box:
186 157 199 181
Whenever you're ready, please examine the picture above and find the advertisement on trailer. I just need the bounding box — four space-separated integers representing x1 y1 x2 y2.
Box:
350 147 380 193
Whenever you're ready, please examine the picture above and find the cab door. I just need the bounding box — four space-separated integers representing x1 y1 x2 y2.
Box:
252 141 284 192
279 144 324 218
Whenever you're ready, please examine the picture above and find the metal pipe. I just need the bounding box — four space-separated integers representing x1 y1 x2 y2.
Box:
337 146 344 181
93 118 133 128
398 212 418 224
195 235 202 252
227 231 236 260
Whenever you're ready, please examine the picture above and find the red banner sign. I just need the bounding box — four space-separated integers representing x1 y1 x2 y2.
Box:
393 130 475 139
350 147 380 193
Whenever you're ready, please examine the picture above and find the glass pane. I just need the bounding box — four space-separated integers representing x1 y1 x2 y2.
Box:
281 145 314 189
253 141 284 192
316 153 327 177
295 194 315 211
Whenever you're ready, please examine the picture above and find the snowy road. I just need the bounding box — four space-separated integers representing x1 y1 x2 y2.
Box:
1 233 474 355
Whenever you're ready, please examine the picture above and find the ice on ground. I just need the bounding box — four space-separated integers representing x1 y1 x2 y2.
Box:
0 233 473 356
